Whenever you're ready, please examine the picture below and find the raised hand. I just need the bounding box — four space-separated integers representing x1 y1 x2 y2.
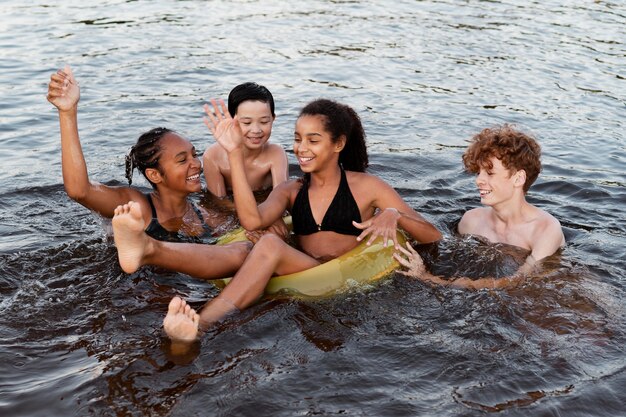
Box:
47 65 80 111
353 207 401 247
203 99 243 153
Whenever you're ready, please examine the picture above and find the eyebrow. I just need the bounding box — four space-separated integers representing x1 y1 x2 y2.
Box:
175 146 195 159
239 116 272 120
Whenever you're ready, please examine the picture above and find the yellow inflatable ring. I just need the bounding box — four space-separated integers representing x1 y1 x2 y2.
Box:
214 217 406 297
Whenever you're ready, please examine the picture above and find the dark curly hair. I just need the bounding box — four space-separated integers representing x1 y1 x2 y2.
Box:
125 127 172 188
462 124 542 193
298 98 368 175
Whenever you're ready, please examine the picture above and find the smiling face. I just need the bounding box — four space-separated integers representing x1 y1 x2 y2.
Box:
475 157 521 206
293 114 344 173
148 132 202 194
235 100 274 150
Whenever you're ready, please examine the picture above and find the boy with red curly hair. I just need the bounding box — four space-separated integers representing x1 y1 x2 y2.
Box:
396 124 565 289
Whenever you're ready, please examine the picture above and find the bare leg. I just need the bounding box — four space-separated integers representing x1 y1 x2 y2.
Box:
195 234 320 330
112 201 251 279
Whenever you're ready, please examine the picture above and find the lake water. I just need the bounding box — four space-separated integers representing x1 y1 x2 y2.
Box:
0 1 625 416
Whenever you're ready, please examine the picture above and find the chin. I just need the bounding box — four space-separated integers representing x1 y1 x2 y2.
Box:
188 183 202 192
246 139 267 148
298 164 314 173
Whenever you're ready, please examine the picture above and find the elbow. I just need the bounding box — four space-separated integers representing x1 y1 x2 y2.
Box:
422 228 442 243
64 185 88 203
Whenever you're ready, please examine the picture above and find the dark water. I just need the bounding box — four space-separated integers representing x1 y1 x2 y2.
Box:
1 1 625 416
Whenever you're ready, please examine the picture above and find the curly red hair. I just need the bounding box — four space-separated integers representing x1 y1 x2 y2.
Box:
462 124 541 193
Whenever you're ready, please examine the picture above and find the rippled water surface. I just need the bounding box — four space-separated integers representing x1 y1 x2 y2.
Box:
0 1 625 416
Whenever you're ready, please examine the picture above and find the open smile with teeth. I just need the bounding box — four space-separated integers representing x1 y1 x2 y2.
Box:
298 156 314 164
186 173 200 181
479 189 492 197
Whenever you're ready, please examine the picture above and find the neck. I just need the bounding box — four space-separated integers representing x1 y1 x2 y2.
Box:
243 144 264 159
490 194 530 225
309 164 341 187
151 190 190 217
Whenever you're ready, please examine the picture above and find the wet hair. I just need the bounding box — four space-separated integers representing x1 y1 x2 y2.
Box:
298 98 368 174
228 82 275 117
462 124 542 193
125 127 172 188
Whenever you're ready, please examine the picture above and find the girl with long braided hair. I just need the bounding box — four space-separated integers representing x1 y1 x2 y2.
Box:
47 65 250 280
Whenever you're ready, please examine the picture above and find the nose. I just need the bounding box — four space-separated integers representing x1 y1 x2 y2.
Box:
251 122 262 134
475 170 486 186
295 140 307 153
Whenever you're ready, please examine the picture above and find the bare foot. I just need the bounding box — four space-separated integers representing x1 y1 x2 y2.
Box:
163 296 200 343
112 201 152 273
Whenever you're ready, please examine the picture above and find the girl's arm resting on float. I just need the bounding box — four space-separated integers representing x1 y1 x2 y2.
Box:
354 178 442 246
48 66 140 217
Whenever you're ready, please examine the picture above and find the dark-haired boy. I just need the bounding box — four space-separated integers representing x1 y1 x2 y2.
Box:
202 82 288 198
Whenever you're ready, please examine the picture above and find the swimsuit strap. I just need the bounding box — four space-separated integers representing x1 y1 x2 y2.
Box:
146 193 158 218
291 168 362 236
191 203 215 235
144 193 215 243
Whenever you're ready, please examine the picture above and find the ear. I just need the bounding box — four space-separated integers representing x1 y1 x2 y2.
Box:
145 167 163 185
513 169 526 187
334 135 347 153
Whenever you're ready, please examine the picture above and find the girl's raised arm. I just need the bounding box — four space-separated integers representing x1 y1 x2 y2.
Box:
47 66 142 218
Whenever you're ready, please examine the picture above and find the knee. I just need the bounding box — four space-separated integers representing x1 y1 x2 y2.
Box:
233 241 253 260
254 233 287 255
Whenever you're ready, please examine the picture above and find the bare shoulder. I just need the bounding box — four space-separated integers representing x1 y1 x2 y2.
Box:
346 170 389 188
203 142 226 159
532 207 564 242
264 142 287 155
458 207 490 234
263 143 288 163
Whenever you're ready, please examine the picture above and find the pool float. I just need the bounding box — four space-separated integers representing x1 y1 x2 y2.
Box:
214 217 406 297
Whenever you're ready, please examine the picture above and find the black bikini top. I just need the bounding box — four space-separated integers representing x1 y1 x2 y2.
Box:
291 168 362 236
144 194 216 244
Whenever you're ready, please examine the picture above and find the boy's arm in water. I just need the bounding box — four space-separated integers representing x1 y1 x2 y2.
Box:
394 243 526 289
395 214 565 290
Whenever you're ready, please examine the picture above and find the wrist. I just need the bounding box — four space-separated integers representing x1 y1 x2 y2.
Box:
227 147 245 158
385 207 401 218
58 107 78 116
